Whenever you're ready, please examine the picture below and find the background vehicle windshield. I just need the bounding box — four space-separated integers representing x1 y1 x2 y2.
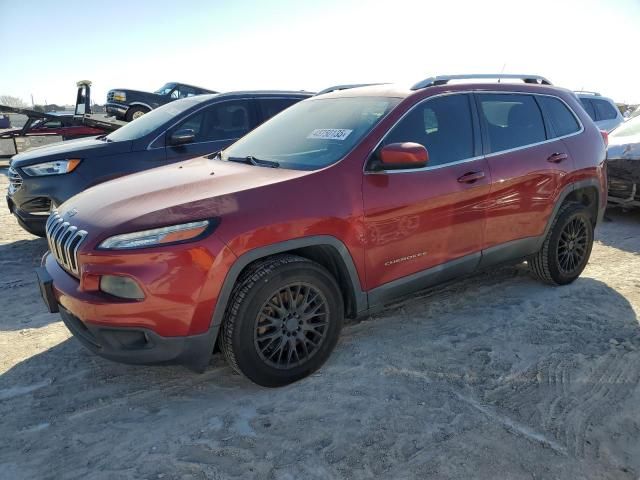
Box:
154 83 176 95
106 96 206 142
221 96 400 170
611 116 640 138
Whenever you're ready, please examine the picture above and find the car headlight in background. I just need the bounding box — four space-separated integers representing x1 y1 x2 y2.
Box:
111 91 127 102
99 220 211 249
21 159 82 176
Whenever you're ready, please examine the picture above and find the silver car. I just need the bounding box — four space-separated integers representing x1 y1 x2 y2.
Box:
607 115 640 207
575 91 624 132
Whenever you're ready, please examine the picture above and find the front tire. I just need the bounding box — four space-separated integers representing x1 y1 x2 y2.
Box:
125 106 149 122
220 255 343 387
529 202 594 285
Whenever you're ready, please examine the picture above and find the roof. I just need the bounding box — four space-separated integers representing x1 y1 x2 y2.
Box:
191 90 315 103
315 82 568 101
314 74 559 100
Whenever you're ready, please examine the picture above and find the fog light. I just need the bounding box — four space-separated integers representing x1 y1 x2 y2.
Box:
100 275 145 300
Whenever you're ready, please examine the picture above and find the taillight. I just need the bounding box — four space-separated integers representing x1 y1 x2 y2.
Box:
600 130 608 147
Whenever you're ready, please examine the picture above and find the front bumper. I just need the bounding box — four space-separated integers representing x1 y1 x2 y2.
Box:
105 103 129 119
36 263 219 371
38 232 236 369
7 195 49 235
59 306 218 370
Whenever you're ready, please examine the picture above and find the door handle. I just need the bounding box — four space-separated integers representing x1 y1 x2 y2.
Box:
457 171 485 183
547 152 568 163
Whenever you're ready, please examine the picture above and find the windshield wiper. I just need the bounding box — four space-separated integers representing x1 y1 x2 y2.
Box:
227 155 280 168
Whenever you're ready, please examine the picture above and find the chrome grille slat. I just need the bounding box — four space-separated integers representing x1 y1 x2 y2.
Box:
7 167 23 195
45 210 88 276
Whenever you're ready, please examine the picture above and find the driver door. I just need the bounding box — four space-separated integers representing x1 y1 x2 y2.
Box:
363 93 491 301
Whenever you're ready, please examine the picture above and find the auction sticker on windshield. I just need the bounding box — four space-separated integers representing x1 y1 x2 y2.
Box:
307 129 353 140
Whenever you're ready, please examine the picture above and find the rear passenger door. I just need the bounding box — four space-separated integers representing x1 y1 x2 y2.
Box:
165 99 257 163
477 93 579 255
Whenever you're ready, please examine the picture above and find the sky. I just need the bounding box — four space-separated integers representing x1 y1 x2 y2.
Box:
1 0 639 106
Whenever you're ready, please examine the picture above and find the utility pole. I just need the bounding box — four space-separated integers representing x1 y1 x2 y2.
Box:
31 94 35 107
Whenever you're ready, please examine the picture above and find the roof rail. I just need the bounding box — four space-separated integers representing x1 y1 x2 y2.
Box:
574 90 601 96
315 83 387 96
411 74 552 90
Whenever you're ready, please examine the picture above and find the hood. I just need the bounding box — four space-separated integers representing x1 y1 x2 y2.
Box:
10 136 132 168
608 132 640 161
110 88 162 97
58 156 312 238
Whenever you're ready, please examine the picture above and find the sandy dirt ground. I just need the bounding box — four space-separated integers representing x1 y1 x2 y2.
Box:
0 168 639 480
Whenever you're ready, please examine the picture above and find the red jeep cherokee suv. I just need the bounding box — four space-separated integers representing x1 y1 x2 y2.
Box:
37 74 607 387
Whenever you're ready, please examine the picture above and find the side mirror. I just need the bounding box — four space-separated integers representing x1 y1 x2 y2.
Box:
379 142 429 170
169 128 195 146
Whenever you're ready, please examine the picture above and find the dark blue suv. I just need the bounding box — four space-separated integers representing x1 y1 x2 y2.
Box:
7 91 311 235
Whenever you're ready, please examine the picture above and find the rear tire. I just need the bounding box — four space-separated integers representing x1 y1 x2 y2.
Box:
125 106 149 122
220 254 343 387
529 202 594 285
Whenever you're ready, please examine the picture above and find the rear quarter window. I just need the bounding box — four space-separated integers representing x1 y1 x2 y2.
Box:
537 96 581 138
592 99 618 121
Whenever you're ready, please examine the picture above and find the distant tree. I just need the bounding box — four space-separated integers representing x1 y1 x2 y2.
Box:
33 105 44 112
0 95 28 108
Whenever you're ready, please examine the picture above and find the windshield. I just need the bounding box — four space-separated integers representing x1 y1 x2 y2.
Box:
106 96 205 142
220 96 401 170
611 116 640 138
154 83 176 95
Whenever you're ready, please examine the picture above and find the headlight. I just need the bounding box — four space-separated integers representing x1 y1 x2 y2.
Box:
22 159 82 176
111 90 127 102
99 220 211 250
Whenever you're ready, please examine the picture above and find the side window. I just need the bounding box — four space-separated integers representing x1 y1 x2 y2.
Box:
592 99 618 121
579 98 597 121
257 98 299 123
171 110 206 143
537 96 581 138
478 94 546 153
171 86 197 99
201 100 253 141
383 94 474 167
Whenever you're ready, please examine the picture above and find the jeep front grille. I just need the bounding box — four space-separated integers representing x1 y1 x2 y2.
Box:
8 166 22 195
45 210 88 276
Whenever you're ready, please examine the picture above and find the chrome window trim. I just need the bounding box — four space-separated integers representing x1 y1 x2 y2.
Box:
364 90 584 175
